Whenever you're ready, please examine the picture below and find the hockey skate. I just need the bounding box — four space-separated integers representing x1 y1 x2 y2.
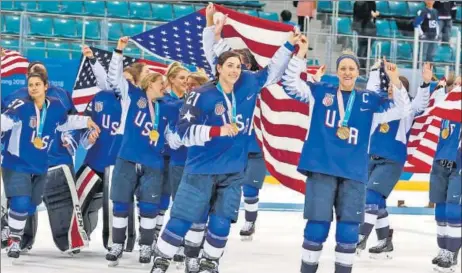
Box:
1 226 9 249
139 244 153 264
369 229 394 259
433 249 446 265
198 257 219 273
434 249 458 273
173 246 186 269
356 234 368 256
185 257 200 273
106 243 124 267
7 237 21 259
150 256 171 273
240 221 255 241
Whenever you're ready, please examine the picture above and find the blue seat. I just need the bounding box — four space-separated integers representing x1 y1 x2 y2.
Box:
14 1 37 11
152 3 173 21
24 40 46 58
239 9 258 17
76 19 101 40
307 59 320 66
372 41 391 59
83 1 106 16
375 1 391 17
70 43 84 59
61 1 84 14
258 11 279 21
397 42 412 60
457 6 462 22
29 16 53 37
0 39 19 50
194 4 206 11
334 17 352 35
433 45 454 63
124 46 141 58
173 4 195 19
107 1 129 18
122 23 144 37
37 1 62 13
407 1 425 18
53 18 77 38
108 22 123 41
129 2 152 19
388 1 408 18
338 1 353 15
389 20 403 38
317 1 332 13
376 19 391 37
146 23 158 31
1 1 14 10
47 41 71 59
4 15 20 34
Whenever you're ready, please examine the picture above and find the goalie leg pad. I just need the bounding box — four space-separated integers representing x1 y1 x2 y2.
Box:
76 165 103 237
43 165 88 252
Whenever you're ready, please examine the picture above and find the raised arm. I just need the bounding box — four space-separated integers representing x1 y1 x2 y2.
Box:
83 46 109 90
106 37 130 100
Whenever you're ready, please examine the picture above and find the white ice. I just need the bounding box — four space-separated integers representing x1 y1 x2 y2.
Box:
2 210 461 273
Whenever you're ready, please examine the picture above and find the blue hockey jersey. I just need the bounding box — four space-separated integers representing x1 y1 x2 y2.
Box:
81 90 122 173
163 92 188 166
1 97 89 174
435 120 461 162
281 56 412 183
3 86 77 166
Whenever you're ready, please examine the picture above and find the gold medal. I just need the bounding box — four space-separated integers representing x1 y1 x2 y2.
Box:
33 137 43 149
149 130 159 142
441 128 450 139
379 123 390 133
336 127 350 140
231 123 239 133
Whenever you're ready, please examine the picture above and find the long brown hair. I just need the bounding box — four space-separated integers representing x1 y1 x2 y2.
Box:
129 62 147 85
140 72 163 91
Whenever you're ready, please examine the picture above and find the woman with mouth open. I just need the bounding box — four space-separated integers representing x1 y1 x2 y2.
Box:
281 35 412 273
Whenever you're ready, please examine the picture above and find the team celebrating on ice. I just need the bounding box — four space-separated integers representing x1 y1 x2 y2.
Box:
1 3 461 273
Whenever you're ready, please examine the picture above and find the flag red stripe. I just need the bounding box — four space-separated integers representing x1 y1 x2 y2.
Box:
222 25 280 58
260 86 309 115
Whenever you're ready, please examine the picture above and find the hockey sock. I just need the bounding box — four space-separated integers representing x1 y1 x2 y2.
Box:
202 214 231 260
8 196 30 239
435 203 447 249
242 185 259 222
359 190 381 238
138 202 159 246
445 203 462 253
375 209 390 241
184 222 206 258
112 202 129 244
301 220 330 273
335 222 359 273
155 194 170 236
156 217 192 258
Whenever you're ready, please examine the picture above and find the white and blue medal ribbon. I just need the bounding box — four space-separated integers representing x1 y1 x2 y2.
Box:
217 82 238 132
336 90 356 140
33 100 47 149
148 99 160 142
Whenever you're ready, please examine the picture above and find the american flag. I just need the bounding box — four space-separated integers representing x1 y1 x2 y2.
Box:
403 85 462 173
71 47 168 113
0 48 29 78
131 4 318 194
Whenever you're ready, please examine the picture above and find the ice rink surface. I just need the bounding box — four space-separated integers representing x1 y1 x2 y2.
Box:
2 210 461 273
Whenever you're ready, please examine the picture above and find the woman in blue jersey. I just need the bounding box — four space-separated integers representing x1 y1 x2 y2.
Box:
357 61 432 258
1 73 99 259
104 37 181 266
281 36 412 273
150 25 298 272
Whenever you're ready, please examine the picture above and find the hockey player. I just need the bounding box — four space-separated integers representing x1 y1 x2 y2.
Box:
150 28 298 273
281 36 412 273
186 71 209 92
357 61 432 258
1 72 99 259
429 79 461 272
104 36 182 266
2 62 88 253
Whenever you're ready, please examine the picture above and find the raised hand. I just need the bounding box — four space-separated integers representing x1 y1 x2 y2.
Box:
117 36 129 51
422 62 433 84
82 45 94 59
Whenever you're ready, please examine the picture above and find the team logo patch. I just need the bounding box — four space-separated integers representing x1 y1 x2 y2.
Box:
137 98 147 109
95 101 103 112
29 117 37 128
322 93 334 107
214 102 225 116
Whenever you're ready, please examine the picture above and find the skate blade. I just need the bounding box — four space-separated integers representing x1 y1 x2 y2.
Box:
356 249 365 257
240 235 253 241
107 260 120 267
9 257 22 266
369 252 393 260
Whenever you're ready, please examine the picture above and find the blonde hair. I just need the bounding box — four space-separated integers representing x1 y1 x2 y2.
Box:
140 72 163 91
166 62 189 84
187 71 209 86
129 62 147 84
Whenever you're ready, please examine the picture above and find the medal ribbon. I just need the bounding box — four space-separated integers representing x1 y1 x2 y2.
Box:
337 90 356 127
216 82 236 124
148 99 160 132
169 90 180 100
443 120 450 130
34 100 48 139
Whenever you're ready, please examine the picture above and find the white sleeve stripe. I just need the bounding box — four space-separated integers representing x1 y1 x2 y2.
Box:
182 125 211 147
1 114 17 132
57 115 89 131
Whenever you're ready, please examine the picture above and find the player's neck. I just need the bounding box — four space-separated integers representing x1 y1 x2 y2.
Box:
218 78 233 94
34 96 46 109
147 91 160 101
172 87 184 98
338 86 354 92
